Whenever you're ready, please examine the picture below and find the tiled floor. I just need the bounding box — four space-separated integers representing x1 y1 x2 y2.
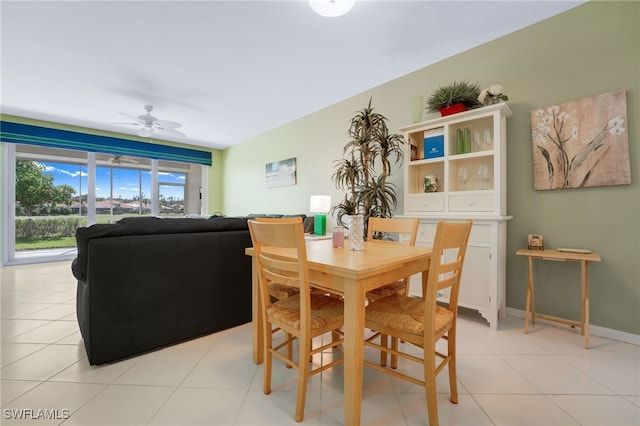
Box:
1 261 639 425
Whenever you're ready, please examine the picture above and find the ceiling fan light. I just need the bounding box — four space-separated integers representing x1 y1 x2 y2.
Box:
138 127 154 137
309 0 355 17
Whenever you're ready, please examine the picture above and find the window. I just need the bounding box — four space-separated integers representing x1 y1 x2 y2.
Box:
159 171 186 216
3 143 206 265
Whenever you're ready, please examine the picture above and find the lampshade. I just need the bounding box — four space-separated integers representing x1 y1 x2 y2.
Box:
309 195 331 213
309 0 355 18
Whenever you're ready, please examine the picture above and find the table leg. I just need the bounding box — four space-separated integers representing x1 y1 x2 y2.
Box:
524 256 535 333
581 260 590 349
343 282 365 426
251 256 264 364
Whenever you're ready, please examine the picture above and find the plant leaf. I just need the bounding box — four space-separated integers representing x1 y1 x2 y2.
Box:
536 145 554 188
569 130 608 172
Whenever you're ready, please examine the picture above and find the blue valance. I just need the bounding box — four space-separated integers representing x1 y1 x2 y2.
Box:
0 121 212 166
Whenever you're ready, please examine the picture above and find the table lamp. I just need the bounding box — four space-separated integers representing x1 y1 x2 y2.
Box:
309 195 331 235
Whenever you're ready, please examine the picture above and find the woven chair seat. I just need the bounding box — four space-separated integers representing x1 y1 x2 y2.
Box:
365 294 454 338
267 293 344 330
366 280 406 297
268 284 332 300
268 283 300 300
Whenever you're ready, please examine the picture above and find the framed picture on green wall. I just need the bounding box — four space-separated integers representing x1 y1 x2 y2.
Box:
530 90 630 190
265 157 297 188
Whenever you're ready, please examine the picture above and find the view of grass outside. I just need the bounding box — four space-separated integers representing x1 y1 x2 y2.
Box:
15 213 185 251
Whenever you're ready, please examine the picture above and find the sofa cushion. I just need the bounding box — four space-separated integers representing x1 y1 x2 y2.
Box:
117 216 219 234
208 216 250 231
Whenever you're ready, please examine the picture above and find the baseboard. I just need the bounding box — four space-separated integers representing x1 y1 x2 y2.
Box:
505 307 640 346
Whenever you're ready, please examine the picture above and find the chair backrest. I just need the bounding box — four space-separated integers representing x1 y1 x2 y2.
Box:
248 217 312 327
424 220 472 318
367 217 420 245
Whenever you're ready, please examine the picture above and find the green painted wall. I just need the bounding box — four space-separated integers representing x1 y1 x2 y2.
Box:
221 1 639 335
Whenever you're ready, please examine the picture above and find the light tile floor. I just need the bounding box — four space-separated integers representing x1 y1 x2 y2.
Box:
1 261 639 425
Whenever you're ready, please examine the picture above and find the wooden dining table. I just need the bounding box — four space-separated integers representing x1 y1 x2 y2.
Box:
246 238 432 425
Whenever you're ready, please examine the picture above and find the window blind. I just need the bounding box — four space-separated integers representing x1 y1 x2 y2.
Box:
0 121 212 166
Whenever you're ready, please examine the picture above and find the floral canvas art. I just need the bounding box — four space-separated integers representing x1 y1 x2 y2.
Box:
530 90 629 190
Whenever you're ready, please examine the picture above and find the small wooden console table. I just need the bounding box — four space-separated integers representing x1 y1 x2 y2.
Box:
516 248 601 348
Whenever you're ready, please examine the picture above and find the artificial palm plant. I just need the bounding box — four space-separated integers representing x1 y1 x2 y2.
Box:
330 98 404 237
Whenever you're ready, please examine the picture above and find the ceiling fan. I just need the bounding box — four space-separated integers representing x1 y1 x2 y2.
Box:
108 154 139 165
118 105 186 138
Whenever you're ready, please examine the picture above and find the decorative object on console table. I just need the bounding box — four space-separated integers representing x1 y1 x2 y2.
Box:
528 234 544 250
425 80 482 117
310 195 331 235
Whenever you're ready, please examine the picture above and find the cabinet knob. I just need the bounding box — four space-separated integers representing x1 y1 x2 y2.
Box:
467 201 474 206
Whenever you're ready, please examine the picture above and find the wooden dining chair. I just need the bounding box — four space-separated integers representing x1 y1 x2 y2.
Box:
363 220 472 426
248 217 345 423
365 217 420 301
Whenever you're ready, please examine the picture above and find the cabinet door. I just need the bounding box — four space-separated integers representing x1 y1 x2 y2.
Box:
457 245 490 309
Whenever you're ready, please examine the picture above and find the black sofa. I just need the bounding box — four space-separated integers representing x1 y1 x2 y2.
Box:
71 214 311 365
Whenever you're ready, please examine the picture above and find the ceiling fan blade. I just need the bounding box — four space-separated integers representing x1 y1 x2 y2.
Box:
109 155 140 164
157 127 187 138
111 122 143 126
119 112 143 123
154 119 182 129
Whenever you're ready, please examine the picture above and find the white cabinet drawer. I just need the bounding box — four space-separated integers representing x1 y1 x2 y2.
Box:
406 194 445 213
449 193 494 212
416 221 491 244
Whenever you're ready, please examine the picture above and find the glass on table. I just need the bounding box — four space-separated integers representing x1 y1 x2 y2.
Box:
332 226 345 248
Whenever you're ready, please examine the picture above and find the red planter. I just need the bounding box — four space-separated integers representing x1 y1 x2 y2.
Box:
439 103 468 117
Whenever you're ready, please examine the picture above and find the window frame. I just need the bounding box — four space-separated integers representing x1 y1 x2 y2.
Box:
2 143 206 265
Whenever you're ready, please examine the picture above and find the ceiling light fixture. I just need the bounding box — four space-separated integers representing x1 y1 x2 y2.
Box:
309 0 355 18
138 126 154 137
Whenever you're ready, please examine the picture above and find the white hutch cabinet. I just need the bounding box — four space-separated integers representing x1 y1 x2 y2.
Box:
400 103 512 329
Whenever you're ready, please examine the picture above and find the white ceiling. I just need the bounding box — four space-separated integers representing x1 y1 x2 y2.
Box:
1 0 583 150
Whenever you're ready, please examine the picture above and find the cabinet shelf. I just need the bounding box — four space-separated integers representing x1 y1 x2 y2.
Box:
401 103 510 212
408 158 444 166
